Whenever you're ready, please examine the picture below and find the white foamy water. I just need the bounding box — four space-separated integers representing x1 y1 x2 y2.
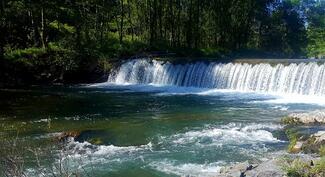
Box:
149 160 224 177
107 59 325 96
165 123 283 147
254 94 325 105
64 138 153 158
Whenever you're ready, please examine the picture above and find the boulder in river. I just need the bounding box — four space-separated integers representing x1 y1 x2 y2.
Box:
56 131 80 142
283 111 325 124
55 130 110 145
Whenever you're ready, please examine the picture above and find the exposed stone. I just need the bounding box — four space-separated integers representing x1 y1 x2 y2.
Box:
284 111 325 124
217 161 250 177
313 131 325 143
56 131 80 142
291 141 304 153
216 159 285 177
245 159 284 177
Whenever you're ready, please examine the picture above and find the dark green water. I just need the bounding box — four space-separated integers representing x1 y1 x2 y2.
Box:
0 86 323 176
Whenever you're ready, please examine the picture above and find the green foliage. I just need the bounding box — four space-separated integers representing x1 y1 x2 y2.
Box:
199 48 228 57
304 0 325 58
285 128 299 152
0 0 324 84
282 157 325 177
4 47 47 63
307 28 325 58
310 157 325 175
281 117 300 125
284 159 310 177
48 20 76 34
319 146 325 157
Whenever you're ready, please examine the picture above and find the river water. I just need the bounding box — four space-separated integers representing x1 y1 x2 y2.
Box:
1 59 325 176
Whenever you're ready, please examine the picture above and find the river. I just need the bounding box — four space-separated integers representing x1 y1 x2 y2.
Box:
1 58 325 176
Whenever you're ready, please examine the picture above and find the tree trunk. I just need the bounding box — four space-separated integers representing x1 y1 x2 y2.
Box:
119 0 124 44
40 7 45 48
0 0 5 59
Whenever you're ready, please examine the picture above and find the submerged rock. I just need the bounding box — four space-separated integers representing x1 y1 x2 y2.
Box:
283 111 325 124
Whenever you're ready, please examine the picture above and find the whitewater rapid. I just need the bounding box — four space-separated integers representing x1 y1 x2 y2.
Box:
38 123 283 177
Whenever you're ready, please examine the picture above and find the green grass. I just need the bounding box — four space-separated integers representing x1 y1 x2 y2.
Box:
319 146 325 157
282 157 325 177
4 47 47 61
281 116 300 125
285 128 299 153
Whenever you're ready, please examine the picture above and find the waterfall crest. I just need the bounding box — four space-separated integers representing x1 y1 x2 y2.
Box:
108 59 325 95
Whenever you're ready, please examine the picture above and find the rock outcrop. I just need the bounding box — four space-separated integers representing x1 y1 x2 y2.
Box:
283 111 325 124
216 159 285 177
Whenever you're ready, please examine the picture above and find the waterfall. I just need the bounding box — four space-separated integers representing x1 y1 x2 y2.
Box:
108 59 325 96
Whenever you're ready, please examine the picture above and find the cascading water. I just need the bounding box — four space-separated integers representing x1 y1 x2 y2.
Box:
108 59 325 96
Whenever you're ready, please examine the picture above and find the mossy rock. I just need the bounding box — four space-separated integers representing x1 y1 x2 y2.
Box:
88 138 103 145
281 116 301 125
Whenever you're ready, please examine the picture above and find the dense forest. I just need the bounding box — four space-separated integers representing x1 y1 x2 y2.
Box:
0 0 324 85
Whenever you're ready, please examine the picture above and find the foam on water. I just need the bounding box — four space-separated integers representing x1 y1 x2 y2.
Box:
26 122 285 177
165 123 283 147
149 160 224 177
58 123 282 164
64 138 153 159
271 105 289 111
90 81 325 106
254 94 325 106
89 83 278 101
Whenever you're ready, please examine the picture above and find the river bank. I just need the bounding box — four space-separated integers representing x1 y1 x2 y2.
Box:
2 54 323 89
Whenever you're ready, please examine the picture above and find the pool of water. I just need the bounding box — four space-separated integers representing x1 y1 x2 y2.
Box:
0 85 324 177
